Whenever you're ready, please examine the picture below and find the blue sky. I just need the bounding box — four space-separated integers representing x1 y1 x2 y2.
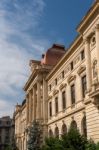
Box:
0 0 93 117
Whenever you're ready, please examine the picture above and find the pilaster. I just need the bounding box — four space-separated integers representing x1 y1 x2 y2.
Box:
95 24 99 81
37 81 41 120
33 86 36 120
84 38 92 92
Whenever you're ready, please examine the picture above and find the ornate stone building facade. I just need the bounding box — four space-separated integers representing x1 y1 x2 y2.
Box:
15 100 27 150
15 1 99 149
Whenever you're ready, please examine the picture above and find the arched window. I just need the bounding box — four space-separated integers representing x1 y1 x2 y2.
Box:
54 127 59 138
81 116 87 137
70 120 77 129
61 124 67 135
49 129 53 138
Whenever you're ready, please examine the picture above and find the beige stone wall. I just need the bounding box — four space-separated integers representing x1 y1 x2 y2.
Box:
15 105 27 150
47 7 99 142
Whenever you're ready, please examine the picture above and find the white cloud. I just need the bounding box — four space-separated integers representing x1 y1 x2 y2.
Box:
0 0 50 117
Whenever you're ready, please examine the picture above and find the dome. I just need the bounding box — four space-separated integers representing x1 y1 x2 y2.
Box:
41 44 65 66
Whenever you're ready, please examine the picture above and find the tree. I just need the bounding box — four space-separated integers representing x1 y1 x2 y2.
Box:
85 140 99 150
41 137 64 150
62 127 88 150
41 127 99 150
41 127 88 150
27 120 43 150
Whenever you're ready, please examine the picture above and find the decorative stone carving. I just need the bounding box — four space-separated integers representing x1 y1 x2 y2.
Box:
90 35 96 48
77 65 86 75
48 95 52 100
59 83 67 90
67 75 76 83
53 90 59 96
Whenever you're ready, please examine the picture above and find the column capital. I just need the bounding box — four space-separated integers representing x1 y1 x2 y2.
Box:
83 37 90 44
95 24 99 30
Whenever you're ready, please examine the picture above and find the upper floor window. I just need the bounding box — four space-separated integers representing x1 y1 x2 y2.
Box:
49 102 52 117
71 84 75 105
62 91 66 110
81 50 85 60
55 97 58 114
62 70 64 79
71 61 74 70
55 78 57 85
82 75 87 98
49 84 51 91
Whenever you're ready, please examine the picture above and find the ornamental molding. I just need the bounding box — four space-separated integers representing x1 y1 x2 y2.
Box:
77 65 86 75
59 83 67 90
67 75 76 83
48 95 52 100
53 90 59 96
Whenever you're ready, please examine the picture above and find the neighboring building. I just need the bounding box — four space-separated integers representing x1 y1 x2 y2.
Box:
0 116 15 150
15 99 27 150
15 1 99 150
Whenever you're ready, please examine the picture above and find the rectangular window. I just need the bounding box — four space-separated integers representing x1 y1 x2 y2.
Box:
62 91 66 110
81 50 85 60
49 102 52 117
49 84 51 91
62 71 64 78
71 84 75 105
55 78 57 85
71 61 74 70
55 97 58 114
82 75 87 98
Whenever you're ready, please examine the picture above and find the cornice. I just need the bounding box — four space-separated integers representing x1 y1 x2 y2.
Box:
77 0 99 33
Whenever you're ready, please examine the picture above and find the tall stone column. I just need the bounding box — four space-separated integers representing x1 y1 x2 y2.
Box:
26 95 29 124
84 38 92 92
33 86 36 120
42 77 48 139
37 81 41 120
30 90 33 123
43 78 48 123
95 24 99 81
29 91 32 123
77 75 83 101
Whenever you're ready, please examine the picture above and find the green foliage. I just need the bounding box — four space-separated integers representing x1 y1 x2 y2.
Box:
41 127 99 150
27 120 42 150
85 141 99 150
42 137 64 150
62 127 87 150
